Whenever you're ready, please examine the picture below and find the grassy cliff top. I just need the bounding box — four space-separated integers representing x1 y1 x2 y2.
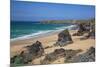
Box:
40 18 95 24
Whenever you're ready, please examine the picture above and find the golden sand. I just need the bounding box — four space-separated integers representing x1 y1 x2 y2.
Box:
10 30 95 64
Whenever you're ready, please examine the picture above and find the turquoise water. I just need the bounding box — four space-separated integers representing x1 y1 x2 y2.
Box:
11 21 76 40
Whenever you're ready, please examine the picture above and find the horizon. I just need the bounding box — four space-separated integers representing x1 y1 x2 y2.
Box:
11 18 95 22
11 0 95 21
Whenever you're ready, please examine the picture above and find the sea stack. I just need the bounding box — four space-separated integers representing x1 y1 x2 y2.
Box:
54 29 73 47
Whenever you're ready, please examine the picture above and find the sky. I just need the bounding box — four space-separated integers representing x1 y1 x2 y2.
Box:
11 0 95 21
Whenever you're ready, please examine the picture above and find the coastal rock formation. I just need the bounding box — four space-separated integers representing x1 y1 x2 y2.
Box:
26 41 44 56
73 23 91 36
72 21 95 40
80 24 95 40
86 25 95 39
54 29 73 47
65 49 82 60
68 47 95 62
41 48 82 64
11 41 44 64
41 48 66 64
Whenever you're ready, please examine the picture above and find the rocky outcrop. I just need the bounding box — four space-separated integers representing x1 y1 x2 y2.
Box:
54 29 73 47
68 47 95 62
26 41 44 56
73 23 91 36
72 22 95 40
41 48 66 64
11 41 44 64
85 25 95 39
41 48 82 64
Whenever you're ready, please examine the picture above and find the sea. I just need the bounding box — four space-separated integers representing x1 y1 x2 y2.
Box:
11 21 77 41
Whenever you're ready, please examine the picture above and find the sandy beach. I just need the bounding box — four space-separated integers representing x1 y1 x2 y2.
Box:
10 30 95 64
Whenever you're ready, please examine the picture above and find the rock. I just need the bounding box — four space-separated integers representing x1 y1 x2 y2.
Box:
86 25 95 39
73 23 91 36
41 48 66 64
80 24 95 40
11 55 18 63
64 49 82 63
10 51 25 65
70 47 95 62
54 48 66 57
26 41 44 56
65 49 82 58
72 22 95 40
41 48 82 64
54 29 73 47
24 41 44 63
11 41 44 64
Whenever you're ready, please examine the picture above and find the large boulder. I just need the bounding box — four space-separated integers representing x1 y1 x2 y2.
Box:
86 25 95 39
41 48 82 64
79 24 95 40
73 23 91 36
26 41 44 56
70 47 95 62
54 29 73 47
11 41 44 65
41 48 66 64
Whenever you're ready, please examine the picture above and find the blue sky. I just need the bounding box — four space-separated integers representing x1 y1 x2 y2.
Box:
11 0 95 21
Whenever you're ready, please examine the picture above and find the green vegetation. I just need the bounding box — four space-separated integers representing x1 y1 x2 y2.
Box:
41 18 95 24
